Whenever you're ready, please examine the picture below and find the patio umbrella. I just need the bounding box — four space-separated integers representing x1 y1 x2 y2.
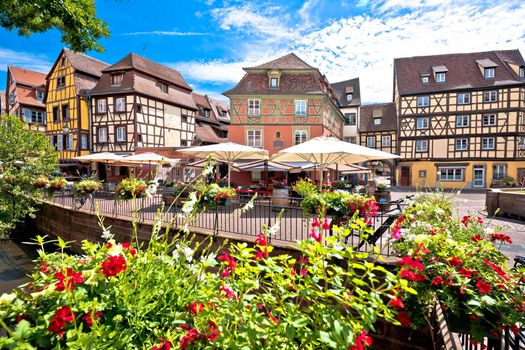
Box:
178 142 269 187
73 152 123 163
115 152 178 179
271 136 399 190
300 163 371 174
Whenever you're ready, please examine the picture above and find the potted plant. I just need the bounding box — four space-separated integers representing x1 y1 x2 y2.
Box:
32 175 48 189
197 183 236 207
47 177 68 197
116 178 148 200
272 179 289 207
374 183 391 211
73 179 103 196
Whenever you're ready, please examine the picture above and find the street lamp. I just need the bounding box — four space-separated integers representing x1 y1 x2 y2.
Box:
62 123 69 134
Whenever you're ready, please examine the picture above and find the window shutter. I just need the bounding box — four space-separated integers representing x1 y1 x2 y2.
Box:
69 133 74 150
57 135 63 150
23 109 31 122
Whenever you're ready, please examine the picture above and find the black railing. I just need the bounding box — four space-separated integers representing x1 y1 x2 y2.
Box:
46 190 406 256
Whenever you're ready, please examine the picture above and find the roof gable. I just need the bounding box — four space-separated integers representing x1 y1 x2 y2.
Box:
245 53 315 71
8 66 46 87
359 103 397 132
330 78 361 107
63 48 110 78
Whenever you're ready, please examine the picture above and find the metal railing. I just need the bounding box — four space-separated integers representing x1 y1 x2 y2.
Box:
46 190 404 255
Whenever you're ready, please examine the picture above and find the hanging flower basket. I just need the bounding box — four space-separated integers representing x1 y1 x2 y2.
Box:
73 179 103 196
197 184 236 207
116 178 148 200
32 175 49 189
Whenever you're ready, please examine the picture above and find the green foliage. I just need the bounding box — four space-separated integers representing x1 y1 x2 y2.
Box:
116 178 147 200
73 179 102 196
292 178 318 198
0 115 58 238
196 183 236 207
0 0 109 52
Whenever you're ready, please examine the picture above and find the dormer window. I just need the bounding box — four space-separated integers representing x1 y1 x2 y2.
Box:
36 90 44 102
374 118 381 125
421 75 430 83
484 68 495 79
204 110 210 118
432 65 448 83
269 77 279 88
160 82 168 93
346 93 353 102
520 67 525 78
111 74 124 87
435 72 446 82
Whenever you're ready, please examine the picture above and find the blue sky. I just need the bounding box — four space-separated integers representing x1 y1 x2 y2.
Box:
1 0 524 102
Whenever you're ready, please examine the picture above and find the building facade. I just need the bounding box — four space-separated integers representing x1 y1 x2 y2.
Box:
331 78 361 144
394 50 525 188
225 53 344 157
192 92 229 145
45 48 109 162
89 53 197 156
5 66 47 131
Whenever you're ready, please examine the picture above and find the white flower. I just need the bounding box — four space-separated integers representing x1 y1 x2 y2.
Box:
202 164 214 177
182 192 197 214
0 293 16 305
101 228 114 241
267 221 280 236
184 246 194 262
240 194 257 213
484 227 495 235
146 183 158 198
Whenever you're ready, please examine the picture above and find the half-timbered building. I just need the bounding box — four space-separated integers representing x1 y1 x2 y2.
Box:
90 53 197 154
192 92 229 145
331 78 361 144
394 50 525 188
45 48 109 163
224 53 344 157
5 66 47 131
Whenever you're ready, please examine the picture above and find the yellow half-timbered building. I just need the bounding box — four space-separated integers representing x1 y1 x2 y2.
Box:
45 48 109 165
394 50 525 188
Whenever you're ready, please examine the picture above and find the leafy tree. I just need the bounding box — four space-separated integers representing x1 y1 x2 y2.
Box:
0 0 109 52
0 115 59 238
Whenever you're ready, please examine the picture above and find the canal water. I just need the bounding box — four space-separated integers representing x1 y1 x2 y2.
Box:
0 237 38 294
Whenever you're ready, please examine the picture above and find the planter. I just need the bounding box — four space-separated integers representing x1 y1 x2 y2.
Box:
374 190 391 211
272 188 289 208
443 309 497 338
486 189 525 219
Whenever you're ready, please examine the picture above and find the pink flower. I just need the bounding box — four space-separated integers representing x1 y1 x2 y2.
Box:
310 229 322 243
254 234 268 246
311 217 320 228
322 218 330 230
391 225 402 240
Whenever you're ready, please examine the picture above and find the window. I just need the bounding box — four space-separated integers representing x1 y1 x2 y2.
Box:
57 76 66 89
419 170 427 178
344 136 357 143
294 130 307 145
23 110 45 124
483 91 497 102
416 117 429 129
56 135 63 151
98 127 108 143
436 72 446 82
97 99 107 113
455 138 468 151
247 130 262 148
493 164 507 181
115 97 126 112
457 93 470 104
160 82 168 93
204 110 210 118
111 74 123 86
421 76 429 83
346 93 353 101
484 68 495 79
482 137 495 150
181 115 188 123
456 115 469 127
438 168 464 182
519 137 525 150
275 131 281 138
269 77 278 88
61 104 69 121
81 134 88 150
520 67 525 78
65 133 73 150
60 57 66 66
136 104 142 113
36 90 44 102
295 100 307 115
53 107 59 123
416 140 428 152
366 136 376 148
116 126 126 142
248 99 260 115
483 114 496 126
8 93 14 105
344 113 356 125
374 118 381 125
417 96 429 107
381 135 391 147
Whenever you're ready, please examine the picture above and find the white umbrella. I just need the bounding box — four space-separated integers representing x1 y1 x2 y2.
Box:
271 136 399 190
178 142 269 187
234 159 299 172
300 163 370 174
117 152 176 164
73 152 123 163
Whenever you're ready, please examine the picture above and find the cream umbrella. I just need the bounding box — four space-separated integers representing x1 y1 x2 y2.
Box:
73 152 123 163
115 152 178 179
178 142 269 187
271 136 399 190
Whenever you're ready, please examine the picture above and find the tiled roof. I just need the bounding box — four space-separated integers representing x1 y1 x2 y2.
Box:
359 103 397 132
331 78 361 107
195 123 227 144
63 48 110 78
208 96 230 124
394 50 525 96
8 66 46 87
17 86 45 108
246 53 314 70
74 74 100 96
103 53 192 91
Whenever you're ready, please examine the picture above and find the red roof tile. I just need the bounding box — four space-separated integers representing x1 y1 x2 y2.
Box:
195 123 227 144
63 48 110 78
17 86 45 108
359 103 397 132
8 66 46 87
246 52 315 70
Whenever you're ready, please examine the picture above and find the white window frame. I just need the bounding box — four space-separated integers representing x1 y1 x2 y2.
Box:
67 133 74 150
417 95 430 107
455 138 468 151
247 129 262 148
416 117 429 130
435 72 446 82
381 135 391 147
483 114 496 126
115 97 126 112
456 115 469 127
160 82 168 93
492 164 507 181
457 93 470 105
484 68 495 79
520 67 525 78
294 130 308 145
346 93 353 101
518 137 525 150
366 136 376 148
482 137 495 150
374 118 381 125
111 74 123 87
416 140 428 152
8 93 14 105
56 135 63 151
484 90 497 103
438 168 464 182
98 127 108 143
295 100 307 116
116 126 126 142
81 134 88 150
248 99 260 115
36 90 44 102
421 76 429 83
97 99 107 113
269 77 278 88
344 113 356 126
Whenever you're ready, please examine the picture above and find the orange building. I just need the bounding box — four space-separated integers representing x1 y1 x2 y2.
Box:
224 53 344 185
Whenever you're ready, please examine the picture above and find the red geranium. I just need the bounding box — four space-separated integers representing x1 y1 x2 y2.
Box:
432 276 443 286
186 302 205 316
489 233 512 244
397 311 411 327
101 255 127 278
81 311 103 327
254 234 267 246
476 280 491 294
48 305 75 337
349 330 373 350
54 268 85 291
389 297 405 309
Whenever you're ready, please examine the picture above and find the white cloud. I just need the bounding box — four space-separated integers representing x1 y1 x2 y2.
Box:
122 31 210 36
0 48 52 73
